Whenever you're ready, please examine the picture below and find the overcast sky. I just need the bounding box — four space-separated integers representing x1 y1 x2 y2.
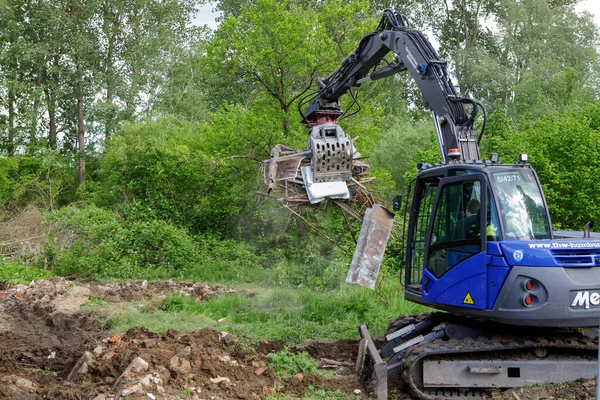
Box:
577 0 600 26
193 3 220 29
194 1 600 30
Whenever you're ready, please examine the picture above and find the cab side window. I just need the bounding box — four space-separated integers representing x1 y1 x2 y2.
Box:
426 180 482 278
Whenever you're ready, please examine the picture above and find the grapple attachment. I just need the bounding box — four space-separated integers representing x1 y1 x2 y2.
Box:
307 124 353 183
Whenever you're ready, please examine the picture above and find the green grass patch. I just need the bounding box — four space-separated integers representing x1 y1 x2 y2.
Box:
266 347 321 376
100 278 429 343
0 260 53 284
266 386 361 400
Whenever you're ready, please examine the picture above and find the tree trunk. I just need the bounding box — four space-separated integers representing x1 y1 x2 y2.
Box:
281 104 289 137
45 86 57 149
77 60 85 185
105 12 117 141
106 86 113 140
47 55 60 149
30 64 43 147
8 89 15 156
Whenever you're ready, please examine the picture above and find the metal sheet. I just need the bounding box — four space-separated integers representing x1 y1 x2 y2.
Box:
301 166 350 204
347 204 394 289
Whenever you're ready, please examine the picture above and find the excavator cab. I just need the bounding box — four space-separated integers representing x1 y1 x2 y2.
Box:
402 163 552 313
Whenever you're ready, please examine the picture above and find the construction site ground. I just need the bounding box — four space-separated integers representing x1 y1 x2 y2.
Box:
0 278 595 400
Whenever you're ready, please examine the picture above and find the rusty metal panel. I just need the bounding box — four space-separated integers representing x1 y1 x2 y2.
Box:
347 204 394 290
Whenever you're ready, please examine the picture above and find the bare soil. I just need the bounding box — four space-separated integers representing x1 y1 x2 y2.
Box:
0 279 368 399
0 278 595 400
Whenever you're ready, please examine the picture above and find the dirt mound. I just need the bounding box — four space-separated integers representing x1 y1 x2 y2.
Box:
0 278 107 399
297 338 358 365
65 326 366 399
88 280 234 303
0 279 368 399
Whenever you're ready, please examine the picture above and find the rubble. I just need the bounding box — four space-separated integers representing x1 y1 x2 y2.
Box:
113 356 150 388
0 279 367 400
66 351 96 380
169 355 192 375
209 376 231 385
291 373 304 386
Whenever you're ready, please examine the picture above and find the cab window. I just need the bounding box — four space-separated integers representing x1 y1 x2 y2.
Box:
426 180 483 278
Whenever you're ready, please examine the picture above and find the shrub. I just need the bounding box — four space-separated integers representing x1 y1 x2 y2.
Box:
48 205 202 279
0 259 53 284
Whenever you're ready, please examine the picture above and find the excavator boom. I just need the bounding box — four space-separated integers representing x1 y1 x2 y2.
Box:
302 10 481 162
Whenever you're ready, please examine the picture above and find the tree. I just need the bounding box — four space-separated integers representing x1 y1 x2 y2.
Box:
207 0 374 138
415 0 598 118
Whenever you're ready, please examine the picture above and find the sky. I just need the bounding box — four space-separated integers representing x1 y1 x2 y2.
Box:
194 1 600 30
576 0 600 26
193 3 220 30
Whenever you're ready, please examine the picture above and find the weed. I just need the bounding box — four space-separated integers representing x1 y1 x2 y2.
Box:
181 386 194 398
102 280 430 344
266 347 320 377
229 337 257 356
0 260 53 284
265 386 360 399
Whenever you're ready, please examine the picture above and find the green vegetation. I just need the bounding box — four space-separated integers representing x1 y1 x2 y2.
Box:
92 279 428 343
0 260 52 284
0 0 599 348
266 386 361 400
266 348 321 377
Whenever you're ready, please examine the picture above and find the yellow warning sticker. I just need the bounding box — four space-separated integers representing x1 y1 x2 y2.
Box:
463 292 475 305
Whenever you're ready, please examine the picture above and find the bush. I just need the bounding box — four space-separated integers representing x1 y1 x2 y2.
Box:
89 118 257 235
0 259 53 284
266 347 320 377
48 205 202 279
191 233 268 282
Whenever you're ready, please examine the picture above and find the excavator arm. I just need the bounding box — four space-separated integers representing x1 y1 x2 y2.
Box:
302 10 483 162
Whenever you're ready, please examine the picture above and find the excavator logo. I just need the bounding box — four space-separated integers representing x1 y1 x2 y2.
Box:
462 292 475 305
570 290 600 309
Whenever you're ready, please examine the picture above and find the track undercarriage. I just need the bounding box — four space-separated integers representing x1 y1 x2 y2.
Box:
356 313 598 400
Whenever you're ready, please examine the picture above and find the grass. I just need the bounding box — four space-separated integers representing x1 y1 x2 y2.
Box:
86 278 429 344
266 386 362 399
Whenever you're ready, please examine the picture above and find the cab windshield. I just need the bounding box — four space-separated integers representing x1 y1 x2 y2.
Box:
491 169 551 240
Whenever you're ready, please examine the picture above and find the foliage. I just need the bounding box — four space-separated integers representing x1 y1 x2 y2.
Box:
266 387 361 400
89 118 256 234
0 0 200 156
372 117 434 190
0 259 53 284
418 0 599 120
0 151 76 211
500 103 600 229
266 347 320 377
46 205 202 279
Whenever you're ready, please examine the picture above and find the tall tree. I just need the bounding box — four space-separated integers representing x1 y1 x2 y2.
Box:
208 0 375 138
416 0 599 116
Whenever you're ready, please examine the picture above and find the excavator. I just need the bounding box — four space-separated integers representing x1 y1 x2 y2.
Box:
296 9 600 400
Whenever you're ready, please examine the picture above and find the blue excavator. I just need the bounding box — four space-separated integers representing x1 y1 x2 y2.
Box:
298 10 600 400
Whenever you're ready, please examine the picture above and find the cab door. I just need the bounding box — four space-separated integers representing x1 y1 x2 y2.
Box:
421 174 488 309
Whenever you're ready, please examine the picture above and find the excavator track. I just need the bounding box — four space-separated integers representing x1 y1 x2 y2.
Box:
401 332 598 400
